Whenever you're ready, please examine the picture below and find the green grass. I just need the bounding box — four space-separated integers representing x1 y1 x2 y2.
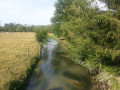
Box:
48 33 58 40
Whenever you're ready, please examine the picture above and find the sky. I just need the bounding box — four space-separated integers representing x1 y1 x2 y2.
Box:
0 0 57 26
0 0 109 26
92 0 108 11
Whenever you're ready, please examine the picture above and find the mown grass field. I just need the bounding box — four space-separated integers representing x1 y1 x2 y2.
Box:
0 32 40 90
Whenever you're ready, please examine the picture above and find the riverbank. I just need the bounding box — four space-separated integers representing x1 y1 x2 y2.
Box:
0 32 41 90
59 39 120 90
7 56 40 90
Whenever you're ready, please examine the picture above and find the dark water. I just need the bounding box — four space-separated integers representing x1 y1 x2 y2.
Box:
26 39 99 90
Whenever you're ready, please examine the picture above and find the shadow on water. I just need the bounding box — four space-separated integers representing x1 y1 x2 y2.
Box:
62 71 92 90
26 39 100 90
48 87 63 90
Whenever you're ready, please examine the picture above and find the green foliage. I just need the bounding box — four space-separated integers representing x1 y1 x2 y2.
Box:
87 15 120 64
51 0 120 68
115 7 120 20
16 25 25 32
4 23 17 32
52 23 62 37
88 15 120 48
1 23 52 32
102 0 120 10
0 26 4 31
36 29 48 43
111 77 120 90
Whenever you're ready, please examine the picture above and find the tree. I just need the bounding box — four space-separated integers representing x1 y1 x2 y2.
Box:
102 0 120 10
4 23 17 32
16 25 25 32
0 26 4 32
51 0 120 65
51 0 74 37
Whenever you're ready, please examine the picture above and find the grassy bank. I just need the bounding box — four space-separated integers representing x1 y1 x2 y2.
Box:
0 32 40 90
48 33 58 40
60 39 120 90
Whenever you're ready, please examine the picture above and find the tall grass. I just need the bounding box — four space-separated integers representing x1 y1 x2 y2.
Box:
0 32 40 90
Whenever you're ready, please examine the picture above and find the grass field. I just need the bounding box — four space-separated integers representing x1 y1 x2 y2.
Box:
0 32 40 90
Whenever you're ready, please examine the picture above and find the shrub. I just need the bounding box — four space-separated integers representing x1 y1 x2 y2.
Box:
36 29 48 43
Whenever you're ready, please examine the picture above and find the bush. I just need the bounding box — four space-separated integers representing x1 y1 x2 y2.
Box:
36 29 48 43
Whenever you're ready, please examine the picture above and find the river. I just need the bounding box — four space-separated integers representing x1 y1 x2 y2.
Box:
26 39 99 90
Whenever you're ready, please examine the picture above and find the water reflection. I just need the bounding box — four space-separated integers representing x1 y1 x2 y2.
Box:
26 39 99 90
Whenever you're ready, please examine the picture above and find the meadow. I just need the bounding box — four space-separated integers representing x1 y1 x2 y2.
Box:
0 32 40 90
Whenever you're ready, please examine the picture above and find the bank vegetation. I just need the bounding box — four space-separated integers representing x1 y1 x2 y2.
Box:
51 0 120 90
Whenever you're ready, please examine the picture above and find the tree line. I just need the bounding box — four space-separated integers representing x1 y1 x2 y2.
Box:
0 23 53 32
51 0 120 71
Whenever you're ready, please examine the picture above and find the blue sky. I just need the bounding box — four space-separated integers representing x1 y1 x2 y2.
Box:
0 0 57 25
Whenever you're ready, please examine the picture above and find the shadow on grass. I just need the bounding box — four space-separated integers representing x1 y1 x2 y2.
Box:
5 56 40 90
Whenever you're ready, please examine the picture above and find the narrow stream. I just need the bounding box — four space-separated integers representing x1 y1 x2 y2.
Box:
26 39 99 90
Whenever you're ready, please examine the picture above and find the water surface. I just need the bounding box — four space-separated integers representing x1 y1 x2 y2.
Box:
26 39 99 90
